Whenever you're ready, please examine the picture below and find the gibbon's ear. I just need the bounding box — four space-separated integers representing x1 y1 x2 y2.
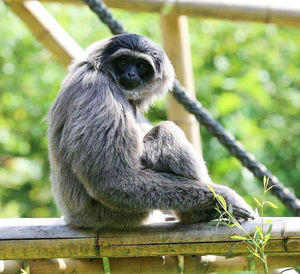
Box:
161 54 175 92
70 37 112 71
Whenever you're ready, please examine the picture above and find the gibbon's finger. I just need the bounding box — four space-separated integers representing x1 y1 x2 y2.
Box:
232 206 256 220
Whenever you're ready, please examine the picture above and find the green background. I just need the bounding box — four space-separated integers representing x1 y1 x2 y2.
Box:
0 2 299 218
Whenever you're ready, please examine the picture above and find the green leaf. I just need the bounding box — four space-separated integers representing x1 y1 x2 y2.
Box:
267 185 275 192
263 176 267 188
256 226 264 239
216 194 227 210
226 242 241 258
253 197 262 208
207 184 216 197
264 201 278 209
219 221 231 227
263 176 270 189
231 235 247 241
215 205 222 214
252 252 261 259
267 224 273 234
208 220 219 226
246 239 255 245
263 234 270 244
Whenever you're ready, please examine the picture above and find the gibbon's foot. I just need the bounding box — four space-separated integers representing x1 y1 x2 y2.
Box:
221 187 256 220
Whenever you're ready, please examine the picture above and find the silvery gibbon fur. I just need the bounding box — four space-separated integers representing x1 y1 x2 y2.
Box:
48 34 255 229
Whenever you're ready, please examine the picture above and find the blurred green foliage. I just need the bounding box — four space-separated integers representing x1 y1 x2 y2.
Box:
0 2 299 218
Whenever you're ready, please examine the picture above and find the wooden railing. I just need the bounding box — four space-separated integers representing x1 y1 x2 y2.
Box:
1 217 300 272
5 0 300 27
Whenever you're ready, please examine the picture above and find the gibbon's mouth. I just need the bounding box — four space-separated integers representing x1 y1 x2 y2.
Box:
120 78 141 90
122 89 142 100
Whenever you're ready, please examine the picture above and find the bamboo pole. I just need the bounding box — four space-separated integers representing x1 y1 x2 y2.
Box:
5 0 300 28
0 260 23 273
7 0 84 68
0 218 300 259
160 15 202 155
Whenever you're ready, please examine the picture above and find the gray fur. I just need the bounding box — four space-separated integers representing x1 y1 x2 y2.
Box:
48 34 254 229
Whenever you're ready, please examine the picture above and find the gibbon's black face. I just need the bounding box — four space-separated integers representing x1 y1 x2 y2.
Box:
113 55 154 90
92 34 175 106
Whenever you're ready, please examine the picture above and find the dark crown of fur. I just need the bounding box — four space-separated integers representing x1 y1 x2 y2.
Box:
101 34 164 72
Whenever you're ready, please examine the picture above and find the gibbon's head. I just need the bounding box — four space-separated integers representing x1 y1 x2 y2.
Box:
83 34 175 109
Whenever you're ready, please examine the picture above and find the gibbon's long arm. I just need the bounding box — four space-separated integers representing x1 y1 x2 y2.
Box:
141 121 255 220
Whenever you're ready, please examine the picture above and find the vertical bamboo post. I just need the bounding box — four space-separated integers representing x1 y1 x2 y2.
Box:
160 15 202 155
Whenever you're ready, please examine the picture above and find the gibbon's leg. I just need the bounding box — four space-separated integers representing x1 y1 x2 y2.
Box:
141 121 210 182
141 121 252 223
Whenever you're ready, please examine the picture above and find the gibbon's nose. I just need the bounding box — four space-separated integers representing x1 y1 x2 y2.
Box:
128 71 135 78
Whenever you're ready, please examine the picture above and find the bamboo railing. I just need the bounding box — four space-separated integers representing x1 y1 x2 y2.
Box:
0 217 300 272
5 0 300 28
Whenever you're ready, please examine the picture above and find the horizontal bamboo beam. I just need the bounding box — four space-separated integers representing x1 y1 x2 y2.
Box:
0 217 300 259
5 0 300 28
7 0 84 67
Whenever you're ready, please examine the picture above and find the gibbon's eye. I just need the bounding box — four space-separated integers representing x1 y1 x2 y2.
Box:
136 61 151 77
119 58 128 66
119 59 127 66
136 62 145 69
114 57 130 73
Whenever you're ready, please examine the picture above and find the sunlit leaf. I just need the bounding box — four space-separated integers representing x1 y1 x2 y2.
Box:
264 201 278 209
207 184 216 197
252 252 261 259
263 176 270 189
263 234 270 244
216 194 227 210
267 185 275 192
253 197 262 208
231 235 247 241
263 176 267 188
256 226 264 238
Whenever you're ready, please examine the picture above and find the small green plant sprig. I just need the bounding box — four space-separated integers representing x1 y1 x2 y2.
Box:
207 177 277 273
